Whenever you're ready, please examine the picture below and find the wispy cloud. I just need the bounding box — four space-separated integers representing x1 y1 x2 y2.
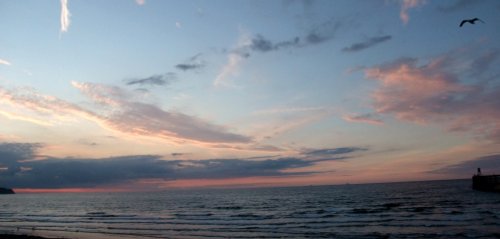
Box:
125 73 176 86
400 0 426 25
248 35 300 53
214 50 246 88
1 83 251 145
175 53 205 71
0 59 11 66
253 106 327 115
253 112 330 141
0 86 98 125
214 19 343 87
60 0 71 33
0 143 363 188
302 147 367 161
343 113 384 125
365 47 500 142
135 0 146 6
238 19 343 56
342 35 392 53
73 82 252 144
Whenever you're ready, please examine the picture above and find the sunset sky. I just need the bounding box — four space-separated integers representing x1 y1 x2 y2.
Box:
1 0 500 191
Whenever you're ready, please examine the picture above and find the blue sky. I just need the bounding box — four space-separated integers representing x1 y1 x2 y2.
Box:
1 0 500 191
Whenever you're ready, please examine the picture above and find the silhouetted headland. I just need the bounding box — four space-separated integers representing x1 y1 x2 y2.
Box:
472 168 500 192
0 187 15 194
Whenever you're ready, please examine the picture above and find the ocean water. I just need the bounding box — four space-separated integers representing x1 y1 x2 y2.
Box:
1 179 499 239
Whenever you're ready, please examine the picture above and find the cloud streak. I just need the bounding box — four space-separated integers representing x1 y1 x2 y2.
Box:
302 147 367 161
342 35 392 53
239 20 343 56
175 53 205 71
0 59 11 66
60 0 71 33
343 113 384 125
125 73 176 86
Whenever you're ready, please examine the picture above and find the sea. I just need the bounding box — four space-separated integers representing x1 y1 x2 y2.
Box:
1 179 499 239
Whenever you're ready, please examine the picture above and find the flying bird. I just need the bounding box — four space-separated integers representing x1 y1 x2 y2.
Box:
459 18 484 27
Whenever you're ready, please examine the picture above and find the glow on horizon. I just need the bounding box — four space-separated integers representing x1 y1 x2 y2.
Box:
1 0 500 191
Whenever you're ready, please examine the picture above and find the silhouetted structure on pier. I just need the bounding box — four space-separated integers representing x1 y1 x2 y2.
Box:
472 168 500 192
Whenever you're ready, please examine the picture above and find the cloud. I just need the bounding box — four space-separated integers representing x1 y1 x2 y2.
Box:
72 82 252 143
135 0 146 5
214 19 343 87
1 83 251 144
0 143 365 188
175 53 205 71
60 0 71 33
248 35 300 53
365 49 500 142
302 147 367 161
303 18 343 45
0 59 11 66
125 73 176 86
242 20 342 55
105 102 252 143
214 51 245 87
253 106 327 115
343 113 384 125
0 86 99 125
400 0 426 25
342 35 392 53
176 64 202 71
429 154 500 175
0 143 42 176
71 81 129 107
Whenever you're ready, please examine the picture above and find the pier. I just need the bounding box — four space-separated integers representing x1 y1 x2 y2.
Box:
472 168 500 192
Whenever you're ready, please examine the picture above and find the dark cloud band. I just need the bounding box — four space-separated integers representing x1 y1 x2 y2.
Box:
0 143 363 188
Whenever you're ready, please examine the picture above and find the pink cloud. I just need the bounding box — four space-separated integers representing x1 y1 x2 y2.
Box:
0 83 251 145
0 86 98 124
400 0 426 25
365 52 500 142
72 82 251 144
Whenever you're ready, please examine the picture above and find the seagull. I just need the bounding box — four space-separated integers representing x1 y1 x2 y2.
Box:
460 18 485 27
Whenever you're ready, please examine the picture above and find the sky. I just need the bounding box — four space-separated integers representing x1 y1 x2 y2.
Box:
1 0 500 192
